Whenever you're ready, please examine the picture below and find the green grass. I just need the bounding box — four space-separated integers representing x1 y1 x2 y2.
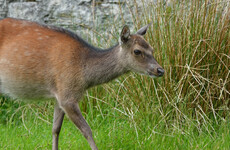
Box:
0 0 230 149
0 111 230 150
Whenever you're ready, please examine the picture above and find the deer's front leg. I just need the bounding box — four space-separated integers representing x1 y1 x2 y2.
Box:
52 104 65 150
59 99 98 150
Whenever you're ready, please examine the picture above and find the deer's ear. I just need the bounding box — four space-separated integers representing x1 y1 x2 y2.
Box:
136 22 152 36
120 25 130 43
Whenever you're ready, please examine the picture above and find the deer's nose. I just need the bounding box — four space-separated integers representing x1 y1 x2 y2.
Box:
157 68 164 76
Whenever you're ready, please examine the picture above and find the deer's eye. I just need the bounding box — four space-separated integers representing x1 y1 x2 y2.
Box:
134 50 142 55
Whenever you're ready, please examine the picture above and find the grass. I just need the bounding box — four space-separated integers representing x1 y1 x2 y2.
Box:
0 0 230 149
0 107 230 150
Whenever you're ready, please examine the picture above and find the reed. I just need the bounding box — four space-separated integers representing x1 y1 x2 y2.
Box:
81 0 230 135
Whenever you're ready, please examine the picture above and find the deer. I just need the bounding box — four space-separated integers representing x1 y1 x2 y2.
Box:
0 18 164 150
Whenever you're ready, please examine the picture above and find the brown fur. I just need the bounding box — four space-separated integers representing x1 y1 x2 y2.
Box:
0 18 164 150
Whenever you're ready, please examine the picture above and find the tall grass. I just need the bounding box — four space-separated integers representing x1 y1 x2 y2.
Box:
81 0 230 136
0 0 229 148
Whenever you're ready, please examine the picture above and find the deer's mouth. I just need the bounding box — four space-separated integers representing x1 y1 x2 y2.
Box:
147 71 158 78
147 68 164 77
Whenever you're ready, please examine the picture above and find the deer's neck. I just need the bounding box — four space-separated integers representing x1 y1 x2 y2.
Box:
83 44 128 88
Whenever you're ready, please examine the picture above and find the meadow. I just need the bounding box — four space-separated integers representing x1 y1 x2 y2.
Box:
0 0 229 149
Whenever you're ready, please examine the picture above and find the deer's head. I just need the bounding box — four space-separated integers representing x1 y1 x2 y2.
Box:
119 23 164 77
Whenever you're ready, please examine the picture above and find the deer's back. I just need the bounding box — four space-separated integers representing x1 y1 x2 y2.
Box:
0 18 85 100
